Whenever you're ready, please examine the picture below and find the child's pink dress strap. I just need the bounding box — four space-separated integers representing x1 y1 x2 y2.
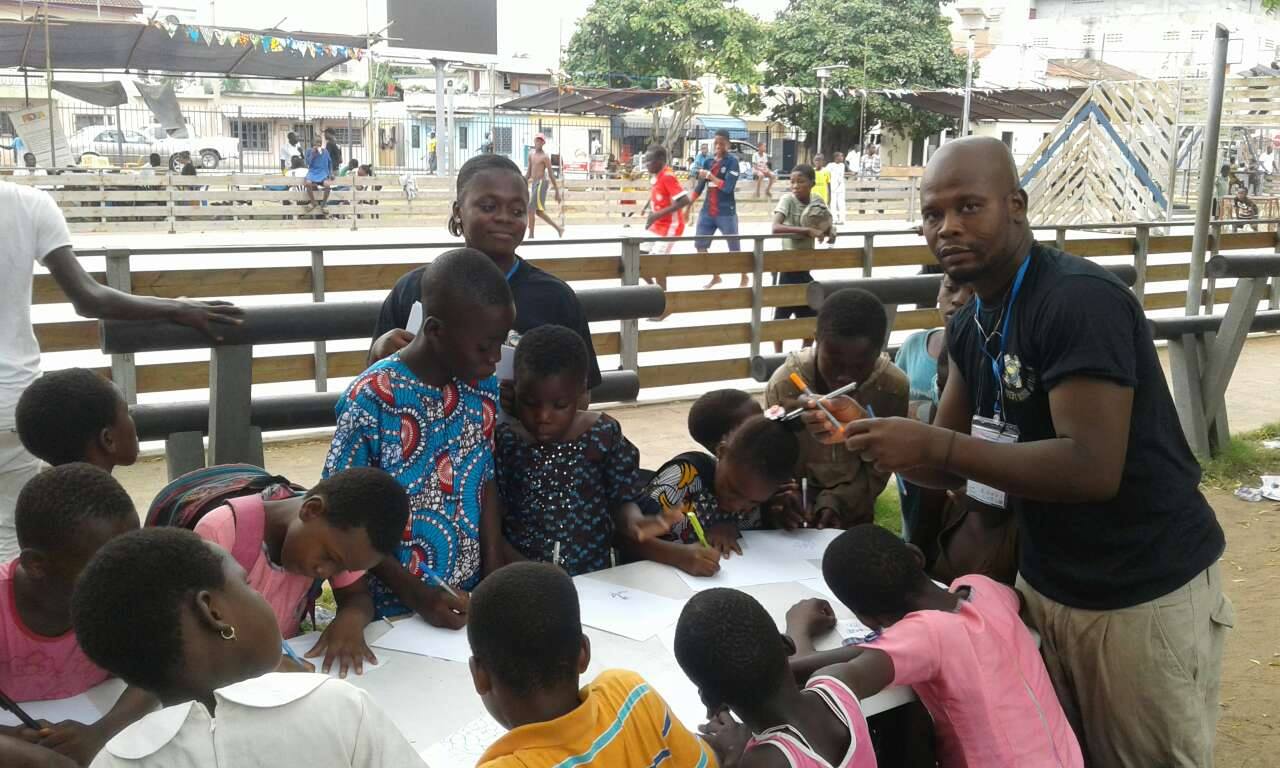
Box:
743 675 877 768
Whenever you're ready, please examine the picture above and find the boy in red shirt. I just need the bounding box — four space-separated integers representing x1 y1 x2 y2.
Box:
642 145 692 317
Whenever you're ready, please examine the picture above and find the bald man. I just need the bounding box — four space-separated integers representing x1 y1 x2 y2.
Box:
806 137 1229 767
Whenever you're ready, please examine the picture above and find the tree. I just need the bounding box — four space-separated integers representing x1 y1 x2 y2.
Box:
563 0 765 149
751 0 968 155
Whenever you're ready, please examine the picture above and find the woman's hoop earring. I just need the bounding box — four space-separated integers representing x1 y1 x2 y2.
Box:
220 625 237 641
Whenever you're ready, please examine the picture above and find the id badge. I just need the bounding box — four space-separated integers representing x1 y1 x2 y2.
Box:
966 416 1019 509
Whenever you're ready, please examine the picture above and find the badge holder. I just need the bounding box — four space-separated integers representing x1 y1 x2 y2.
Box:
966 416 1019 509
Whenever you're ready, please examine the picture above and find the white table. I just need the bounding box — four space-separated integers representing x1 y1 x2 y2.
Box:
8 560 915 755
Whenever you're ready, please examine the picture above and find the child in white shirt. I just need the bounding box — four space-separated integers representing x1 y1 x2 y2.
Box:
71 528 424 768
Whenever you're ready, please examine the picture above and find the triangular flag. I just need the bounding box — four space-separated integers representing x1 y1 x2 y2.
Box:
199 27 214 45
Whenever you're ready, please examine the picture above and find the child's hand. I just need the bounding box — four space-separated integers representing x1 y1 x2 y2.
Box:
618 502 684 544
806 227 826 240
705 523 742 558
800 394 869 444
307 610 378 678
764 483 808 530
412 587 470 630
786 598 837 639
369 328 414 361
813 506 842 529
698 710 752 768
275 653 316 674
677 543 722 577
32 719 109 766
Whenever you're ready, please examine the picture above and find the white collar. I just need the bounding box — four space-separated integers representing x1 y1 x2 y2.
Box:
103 673 331 759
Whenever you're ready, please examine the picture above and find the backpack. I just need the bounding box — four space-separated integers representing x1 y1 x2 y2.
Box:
145 464 306 572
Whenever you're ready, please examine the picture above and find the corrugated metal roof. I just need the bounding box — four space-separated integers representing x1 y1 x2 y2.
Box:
46 0 143 8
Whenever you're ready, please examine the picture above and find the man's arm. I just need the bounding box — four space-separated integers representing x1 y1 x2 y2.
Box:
44 248 241 338
772 210 813 238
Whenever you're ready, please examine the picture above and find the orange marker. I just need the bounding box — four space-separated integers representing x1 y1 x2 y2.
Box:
789 372 845 433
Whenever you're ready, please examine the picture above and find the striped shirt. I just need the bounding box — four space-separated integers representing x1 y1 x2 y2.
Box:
479 669 715 768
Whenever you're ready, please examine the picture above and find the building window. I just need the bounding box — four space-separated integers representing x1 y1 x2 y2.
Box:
1032 37 1048 48
1190 30 1206 41
502 73 512 90
74 113 108 131
412 124 421 149
1104 33 1123 44
458 125 469 150
494 126 513 155
229 119 270 151
330 62 351 76
1162 31 1180 41
1001 131 1014 149
1081 34 1096 47
329 127 363 146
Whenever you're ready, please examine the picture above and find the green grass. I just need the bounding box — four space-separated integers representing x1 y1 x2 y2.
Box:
1199 422 1280 490
874 485 903 535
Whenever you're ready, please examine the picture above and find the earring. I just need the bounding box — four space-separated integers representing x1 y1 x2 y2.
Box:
220 625 237 641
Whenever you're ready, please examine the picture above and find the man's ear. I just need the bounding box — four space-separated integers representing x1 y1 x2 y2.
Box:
17 548 49 581
298 495 325 523
1009 188 1029 220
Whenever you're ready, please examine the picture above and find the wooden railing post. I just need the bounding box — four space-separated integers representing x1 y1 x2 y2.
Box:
862 233 875 278
906 176 918 223
310 248 328 392
1055 226 1067 250
1272 229 1279 311
350 176 359 232
1133 224 1150 303
208 345 258 466
104 249 137 404
619 238 641 380
750 237 764 359
166 171 176 235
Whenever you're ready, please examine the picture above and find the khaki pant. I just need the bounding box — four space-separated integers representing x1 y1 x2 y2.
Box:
1018 566 1234 768
0 431 42 561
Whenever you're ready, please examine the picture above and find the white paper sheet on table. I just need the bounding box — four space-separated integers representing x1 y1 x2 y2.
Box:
0 687 116 728
370 617 472 662
417 714 507 768
573 576 685 641
286 631 386 677
740 529 844 561
675 549 820 592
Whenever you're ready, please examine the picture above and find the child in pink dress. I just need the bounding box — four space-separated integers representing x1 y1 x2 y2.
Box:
675 587 877 768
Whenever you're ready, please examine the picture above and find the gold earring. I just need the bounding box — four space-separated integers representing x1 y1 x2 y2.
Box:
220 626 237 641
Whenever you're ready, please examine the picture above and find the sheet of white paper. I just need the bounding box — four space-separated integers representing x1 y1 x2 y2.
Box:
0 689 114 728
836 617 878 644
417 715 507 768
797 577 840 604
405 301 423 336
675 550 819 592
642 665 712 730
286 631 386 677
740 529 843 561
573 576 684 642
497 343 516 381
370 617 472 662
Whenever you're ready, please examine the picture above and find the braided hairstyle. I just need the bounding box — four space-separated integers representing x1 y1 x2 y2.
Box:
448 154 526 237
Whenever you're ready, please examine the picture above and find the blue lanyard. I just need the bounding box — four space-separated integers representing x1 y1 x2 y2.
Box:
505 258 520 282
974 252 1032 418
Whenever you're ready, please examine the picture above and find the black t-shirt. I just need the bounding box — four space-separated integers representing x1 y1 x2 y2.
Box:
326 140 342 169
947 243 1224 610
373 258 603 389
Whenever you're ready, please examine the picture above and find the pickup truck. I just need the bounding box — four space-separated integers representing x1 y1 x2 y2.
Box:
144 124 241 171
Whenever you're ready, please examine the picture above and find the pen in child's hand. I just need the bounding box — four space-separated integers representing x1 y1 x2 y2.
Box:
280 640 310 670
427 570 462 600
0 685 41 731
789 372 844 433
685 511 711 549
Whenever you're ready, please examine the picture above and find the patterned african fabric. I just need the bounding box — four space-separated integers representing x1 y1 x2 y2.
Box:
324 354 497 617
494 414 646 576
639 452 740 544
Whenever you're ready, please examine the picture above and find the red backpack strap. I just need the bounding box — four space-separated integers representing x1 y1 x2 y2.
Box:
224 496 268 572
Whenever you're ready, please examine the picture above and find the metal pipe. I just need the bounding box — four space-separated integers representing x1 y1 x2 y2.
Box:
43 0 56 167
1187 25 1230 316
816 79 825 157
961 33 975 136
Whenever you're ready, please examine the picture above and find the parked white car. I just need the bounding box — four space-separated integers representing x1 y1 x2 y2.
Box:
70 123 241 171
68 125 153 166
144 124 241 171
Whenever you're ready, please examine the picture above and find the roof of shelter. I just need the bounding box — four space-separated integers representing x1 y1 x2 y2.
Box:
877 86 1088 121
1045 58 1143 82
500 86 693 115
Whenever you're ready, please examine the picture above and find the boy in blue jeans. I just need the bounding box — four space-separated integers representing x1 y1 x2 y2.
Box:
325 248 515 628
696 128 743 289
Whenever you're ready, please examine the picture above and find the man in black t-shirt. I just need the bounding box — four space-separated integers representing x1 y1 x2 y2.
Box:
323 128 342 178
807 137 1230 767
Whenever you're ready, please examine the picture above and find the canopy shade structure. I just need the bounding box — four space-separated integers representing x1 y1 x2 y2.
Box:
878 86 1087 122
0 19 369 80
500 86 692 116
688 115 748 140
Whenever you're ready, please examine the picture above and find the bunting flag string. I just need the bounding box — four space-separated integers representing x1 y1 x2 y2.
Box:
149 20 365 61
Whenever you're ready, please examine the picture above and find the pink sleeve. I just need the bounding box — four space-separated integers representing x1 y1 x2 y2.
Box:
329 570 365 590
866 613 941 687
192 505 237 551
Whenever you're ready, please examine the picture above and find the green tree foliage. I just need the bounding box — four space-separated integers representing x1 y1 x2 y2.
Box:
563 0 765 143
752 0 968 154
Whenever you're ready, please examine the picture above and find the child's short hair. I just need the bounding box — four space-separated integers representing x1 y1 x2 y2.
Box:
687 389 760 453
72 528 225 692
422 247 513 319
791 163 816 183
674 588 788 709
816 287 888 346
450 154 525 236
306 468 409 557
648 144 669 164
15 368 123 466
514 324 589 388
15 463 134 551
467 562 582 695
823 524 930 617
721 415 798 485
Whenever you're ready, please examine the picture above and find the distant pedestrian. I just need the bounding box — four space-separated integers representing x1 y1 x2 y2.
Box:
279 131 301 172
753 142 776 199
826 151 848 225
304 137 333 215
428 131 438 173
695 129 743 289
323 128 342 177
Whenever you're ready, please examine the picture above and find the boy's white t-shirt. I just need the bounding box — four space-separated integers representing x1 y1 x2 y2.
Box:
0 182 73 430
91 673 426 767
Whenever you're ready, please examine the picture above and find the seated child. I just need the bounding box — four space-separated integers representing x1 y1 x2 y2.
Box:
15 369 139 472
467 562 714 767
193 467 409 676
325 247 514 627
674 587 876 768
766 288 908 528
785 525 1083 768
494 325 672 577
1 464 152 765
628 416 798 576
72 528 424 767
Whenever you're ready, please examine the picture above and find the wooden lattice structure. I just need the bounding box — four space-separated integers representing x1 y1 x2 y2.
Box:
1019 77 1280 225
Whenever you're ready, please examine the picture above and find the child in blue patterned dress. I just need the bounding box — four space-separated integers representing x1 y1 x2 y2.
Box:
324 248 514 628
493 325 676 576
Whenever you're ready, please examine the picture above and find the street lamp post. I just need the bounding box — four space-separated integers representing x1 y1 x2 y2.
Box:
814 64 848 157
956 7 989 137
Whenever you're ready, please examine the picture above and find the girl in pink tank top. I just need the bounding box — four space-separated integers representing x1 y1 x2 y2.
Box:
745 676 877 768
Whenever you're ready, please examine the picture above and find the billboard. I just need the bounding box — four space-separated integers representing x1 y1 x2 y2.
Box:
386 0 498 60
